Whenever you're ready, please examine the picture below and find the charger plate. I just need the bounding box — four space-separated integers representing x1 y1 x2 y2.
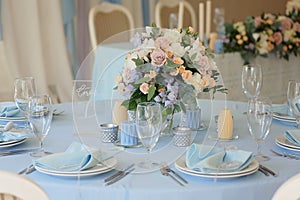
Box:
0 130 28 148
35 157 117 177
175 156 259 179
275 134 300 152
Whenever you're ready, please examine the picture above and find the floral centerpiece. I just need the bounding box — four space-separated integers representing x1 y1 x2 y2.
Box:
223 0 300 64
114 26 226 127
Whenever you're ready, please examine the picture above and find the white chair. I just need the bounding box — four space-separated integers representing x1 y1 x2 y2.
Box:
155 0 197 29
88 2 135 49
0 170 50 200
272 173 300 200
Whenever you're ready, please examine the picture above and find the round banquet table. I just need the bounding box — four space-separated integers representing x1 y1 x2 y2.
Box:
0 99 299 200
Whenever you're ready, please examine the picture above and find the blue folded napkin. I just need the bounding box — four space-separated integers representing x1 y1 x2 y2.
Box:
34 141 121 172
186 143 253 172
0 105 21 117
272 104 292 116
0 131 28 142
285 130 300 146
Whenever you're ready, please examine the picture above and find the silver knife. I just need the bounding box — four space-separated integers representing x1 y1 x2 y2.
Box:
259 164 277 177
104 164 135 183
105 168 135 186
25 165 36 175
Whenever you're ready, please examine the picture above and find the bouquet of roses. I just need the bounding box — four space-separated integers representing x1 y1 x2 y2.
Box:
114 26 226 117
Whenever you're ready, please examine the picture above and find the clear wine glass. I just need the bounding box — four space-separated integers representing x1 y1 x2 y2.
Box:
287 80 296 116
242 63 263 99
14 77 36 130
247 97 272 162
135 102 162 169
287 81 300 128
28 94 53 157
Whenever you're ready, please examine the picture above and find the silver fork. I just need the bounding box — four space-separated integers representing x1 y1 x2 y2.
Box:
160 167 185 186
270 149 300 160
162 164 188 184
18 164 33 175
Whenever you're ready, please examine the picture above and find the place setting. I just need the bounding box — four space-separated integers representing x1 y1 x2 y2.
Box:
275 129 300 153
272 80 299 125
273 80 300 154
175 143 259 179
0 121 29 148
32 141 119 178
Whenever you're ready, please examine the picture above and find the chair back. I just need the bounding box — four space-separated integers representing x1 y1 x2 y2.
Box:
155 0 196 29
88 2 135 49
0 170 50 200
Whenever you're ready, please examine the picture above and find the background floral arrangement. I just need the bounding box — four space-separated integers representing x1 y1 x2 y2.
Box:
223 0 300 64
115 26 226 117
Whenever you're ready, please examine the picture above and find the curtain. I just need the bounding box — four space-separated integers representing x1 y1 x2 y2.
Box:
62 0 79 77
2 0 73 103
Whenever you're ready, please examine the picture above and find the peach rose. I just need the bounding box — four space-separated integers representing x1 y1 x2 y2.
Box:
178 65 185 74
114 75 122 83
140 83 150 94
149 70 157 79
182 70 192 81
173 57 184 65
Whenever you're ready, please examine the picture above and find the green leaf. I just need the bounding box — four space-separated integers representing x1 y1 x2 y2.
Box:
132 58 144 66
135 77 149 85
147 85 156 101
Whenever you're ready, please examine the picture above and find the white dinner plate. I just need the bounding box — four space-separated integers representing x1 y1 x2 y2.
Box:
175 156 259 179
0 138 27 148
275 134 300 152
272 112 295 123
35 157 117 177
0 130 28 148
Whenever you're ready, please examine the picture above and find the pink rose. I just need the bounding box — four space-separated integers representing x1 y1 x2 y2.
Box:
150 48 167 67
294 22 300 33
273 32 283 45
281 17 293 31
155 37 170 50
254 16 262 27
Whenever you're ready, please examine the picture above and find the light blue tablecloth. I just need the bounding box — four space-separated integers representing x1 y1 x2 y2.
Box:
0 100 300 200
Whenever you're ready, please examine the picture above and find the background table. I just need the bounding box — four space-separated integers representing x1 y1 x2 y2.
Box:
0 100 300 200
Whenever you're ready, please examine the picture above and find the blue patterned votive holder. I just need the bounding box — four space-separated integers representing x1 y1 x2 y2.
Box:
172 126 192 147
185 107 201 130
120 121 138 146
100 123 119 143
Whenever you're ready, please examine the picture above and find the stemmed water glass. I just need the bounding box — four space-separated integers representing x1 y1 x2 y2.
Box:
28 94 53 157
287 81 300 128
14 77 36 130
247 97 272 161
135 102 162 169
241 63 263 99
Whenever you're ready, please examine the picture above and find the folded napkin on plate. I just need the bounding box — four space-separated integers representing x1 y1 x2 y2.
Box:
0 106 21 117
0 131 28 142
186 143 253 172
285 130 300 146
34 141 122 172
272 104 292 116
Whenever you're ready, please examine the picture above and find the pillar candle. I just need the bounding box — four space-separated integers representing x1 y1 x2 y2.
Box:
206 0 211 40
112 100 128 126
199 3 204 41
217 108 233 140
